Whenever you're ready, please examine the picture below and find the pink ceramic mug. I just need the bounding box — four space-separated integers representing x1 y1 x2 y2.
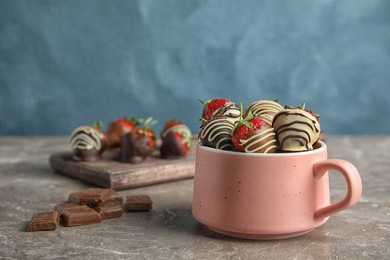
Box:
192 141 362 239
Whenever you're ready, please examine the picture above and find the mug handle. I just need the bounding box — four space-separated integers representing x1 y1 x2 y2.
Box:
313 159 362 220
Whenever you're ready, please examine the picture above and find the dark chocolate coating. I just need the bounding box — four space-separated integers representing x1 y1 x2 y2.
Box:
160 131 185 159
199 117 235 150
73 148 104 162
70 126 107 162
120 132 151 164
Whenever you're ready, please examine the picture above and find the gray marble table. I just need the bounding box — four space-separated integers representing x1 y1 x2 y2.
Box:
0 136 389 259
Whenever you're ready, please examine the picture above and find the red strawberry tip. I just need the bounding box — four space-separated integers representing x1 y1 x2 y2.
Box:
163 119 184 130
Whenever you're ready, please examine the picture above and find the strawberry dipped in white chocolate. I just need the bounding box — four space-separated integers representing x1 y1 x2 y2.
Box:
272 104 320 152
244 99 283 125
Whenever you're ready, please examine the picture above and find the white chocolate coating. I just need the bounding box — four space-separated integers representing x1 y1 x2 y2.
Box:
273 109 321 151
245 100 283 125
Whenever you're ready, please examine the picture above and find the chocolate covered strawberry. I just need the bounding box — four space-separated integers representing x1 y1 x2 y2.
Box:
69 121 108 161
160 120 192 158
244 99 283 125
106 117 139 147
231 109 277 153
131 117 158 152
199 98 240 126
199 116 235 150
272 103 321 152
120 117 157 164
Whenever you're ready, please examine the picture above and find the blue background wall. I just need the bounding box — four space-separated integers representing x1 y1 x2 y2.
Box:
1 0 390 136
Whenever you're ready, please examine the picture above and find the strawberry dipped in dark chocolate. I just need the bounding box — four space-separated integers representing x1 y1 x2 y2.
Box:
160 120 192 159
199 115 235 150
119 117 157 163
120 132 152 164
106 117 139 148
69 121 108 161
231 107 277 153
199 98 240 127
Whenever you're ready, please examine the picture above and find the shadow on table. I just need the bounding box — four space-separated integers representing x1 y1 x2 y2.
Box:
148 202 331 244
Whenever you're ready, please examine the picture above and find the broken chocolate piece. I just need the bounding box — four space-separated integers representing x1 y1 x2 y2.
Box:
92 202 123 220
125 195 153 211
68 191 83 204
104 189 124 205
68 188 123 206
55 203 102 227
74 188 113 206
27 211 60 232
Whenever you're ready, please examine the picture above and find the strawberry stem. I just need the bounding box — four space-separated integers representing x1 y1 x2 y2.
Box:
198 98 205 105
143 117 158 129
92 121 103 130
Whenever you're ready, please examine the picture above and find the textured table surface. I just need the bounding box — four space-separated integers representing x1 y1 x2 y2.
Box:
0 136 389 259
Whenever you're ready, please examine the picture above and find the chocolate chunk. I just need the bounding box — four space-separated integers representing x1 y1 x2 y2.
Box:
27 211 60 232
72 188 112 206
68 191 84 204
104 189 124 205
68 188 123 206
92 202 123 220
55 203 102 227
125 195 153 211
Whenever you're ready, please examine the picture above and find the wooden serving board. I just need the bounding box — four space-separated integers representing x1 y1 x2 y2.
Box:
49 139 197 190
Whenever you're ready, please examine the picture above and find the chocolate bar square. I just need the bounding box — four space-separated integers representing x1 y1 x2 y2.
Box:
92 202 123 220
68 188 122 206
55 203 102 227
125 195 153 211
27 211 60 232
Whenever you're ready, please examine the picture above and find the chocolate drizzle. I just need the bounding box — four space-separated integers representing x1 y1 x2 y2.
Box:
240 126 277 153
161 125 191 140
213 103 240 124
69 126 107 161
160 123 192 158
199 117 235 150
245 100 283 125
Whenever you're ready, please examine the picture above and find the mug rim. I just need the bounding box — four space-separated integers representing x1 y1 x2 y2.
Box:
197 140 326 157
